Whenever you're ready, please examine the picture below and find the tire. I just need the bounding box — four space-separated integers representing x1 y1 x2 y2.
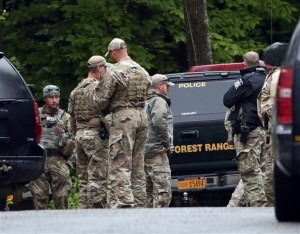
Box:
8 199 34 211
0 196 7 211
274 163 300 222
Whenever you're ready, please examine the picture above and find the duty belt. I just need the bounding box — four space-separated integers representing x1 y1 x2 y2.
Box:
47 149 62 157
112 106 144 112
233 123 261 135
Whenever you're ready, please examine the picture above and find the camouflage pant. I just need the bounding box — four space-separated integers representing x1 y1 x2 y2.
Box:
107 108 148 208
233 126 267 207
30 155 71 209
145 152 172 208
75 129 108 209
265 134 274 206
227 179 247 207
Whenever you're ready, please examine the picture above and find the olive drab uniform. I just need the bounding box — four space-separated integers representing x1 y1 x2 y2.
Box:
144 89 173 208
257 67 280 206
94 57 151 208
68 77 108 209
30 107 72 209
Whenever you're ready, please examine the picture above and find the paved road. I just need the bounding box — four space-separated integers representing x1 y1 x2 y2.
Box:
1 207 300 233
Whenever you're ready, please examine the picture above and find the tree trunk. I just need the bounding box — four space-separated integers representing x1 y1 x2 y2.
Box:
184 0 212 67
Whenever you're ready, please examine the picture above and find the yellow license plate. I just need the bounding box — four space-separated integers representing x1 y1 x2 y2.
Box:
178 177 206 190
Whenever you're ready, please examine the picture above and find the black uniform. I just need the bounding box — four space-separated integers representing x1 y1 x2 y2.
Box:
223 66 266 127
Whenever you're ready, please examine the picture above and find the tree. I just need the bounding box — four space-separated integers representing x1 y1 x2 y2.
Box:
1 0 298 104
184 0 212 66
0 0 8 51
2 0 185 102
207 0 298 63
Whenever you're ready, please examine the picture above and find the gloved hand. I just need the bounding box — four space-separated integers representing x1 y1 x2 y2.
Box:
58 132 69 147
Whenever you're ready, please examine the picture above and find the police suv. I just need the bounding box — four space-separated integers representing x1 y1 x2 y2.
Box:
166 63 246 206
0 52 46 210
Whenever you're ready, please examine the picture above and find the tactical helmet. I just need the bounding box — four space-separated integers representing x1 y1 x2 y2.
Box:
43 85 60 98
263 42 288 67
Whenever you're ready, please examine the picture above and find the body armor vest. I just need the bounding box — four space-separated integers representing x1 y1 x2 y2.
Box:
124 65 149 102
72 78 99 121
39 107 65 150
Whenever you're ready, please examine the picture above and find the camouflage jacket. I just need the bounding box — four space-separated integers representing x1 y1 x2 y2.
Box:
257 67 280 131
68 77 102 135
93 56 151 113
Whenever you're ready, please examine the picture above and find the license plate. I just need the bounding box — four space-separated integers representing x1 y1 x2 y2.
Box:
178 177 206 190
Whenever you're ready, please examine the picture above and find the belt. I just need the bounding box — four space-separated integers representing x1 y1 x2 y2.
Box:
112 106 144 112
233 123 261 134
249 125 259 131
77 127 99 130
47 149 62 157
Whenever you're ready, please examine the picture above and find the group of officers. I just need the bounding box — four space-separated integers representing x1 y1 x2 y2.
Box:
29 38 174 209
224 42 288 207
28 38 287 209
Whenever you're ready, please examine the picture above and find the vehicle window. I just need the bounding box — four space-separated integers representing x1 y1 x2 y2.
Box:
0 58 31 99
169 79 236 117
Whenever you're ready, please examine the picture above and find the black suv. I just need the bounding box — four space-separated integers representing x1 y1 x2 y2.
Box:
273 19 300 222
166 64 245 206
0 52 46 210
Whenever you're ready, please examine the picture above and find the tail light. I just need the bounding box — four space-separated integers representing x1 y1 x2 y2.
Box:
276 68 293 124
33 100 41 143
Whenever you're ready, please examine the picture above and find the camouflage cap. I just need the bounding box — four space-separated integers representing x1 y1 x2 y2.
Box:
105 38 127 57
151 74 174 87
87 55 110 68
43 85 60 98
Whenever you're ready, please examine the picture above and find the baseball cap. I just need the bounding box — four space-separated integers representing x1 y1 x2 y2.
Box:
43 85 60 98
105 38 127 57
151 74 174 87
87 55 110 68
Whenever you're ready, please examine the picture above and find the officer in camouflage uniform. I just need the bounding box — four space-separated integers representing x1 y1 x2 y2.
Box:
94 38 151 208
257 42 288 206
30 85 73 209
223 52 268 207
145 74 174 208
224 108 247 207
68 55 110 209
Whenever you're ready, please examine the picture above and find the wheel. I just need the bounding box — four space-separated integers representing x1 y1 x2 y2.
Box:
0 196 6 211
8 199 34 211
274 163 300 221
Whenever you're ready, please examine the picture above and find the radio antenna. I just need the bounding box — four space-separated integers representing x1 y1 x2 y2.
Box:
270 0 273 44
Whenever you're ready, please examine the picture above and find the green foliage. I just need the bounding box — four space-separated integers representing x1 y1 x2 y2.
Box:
0 9 8 23
68 173 79 209
2 0 185 104
2 0 299 104
207 0 298 63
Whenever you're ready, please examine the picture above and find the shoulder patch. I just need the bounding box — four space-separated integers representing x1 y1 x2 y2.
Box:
234 78 243 89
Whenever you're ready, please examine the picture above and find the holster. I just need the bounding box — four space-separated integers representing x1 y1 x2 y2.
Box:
240 125 250 144
232 122 241 134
